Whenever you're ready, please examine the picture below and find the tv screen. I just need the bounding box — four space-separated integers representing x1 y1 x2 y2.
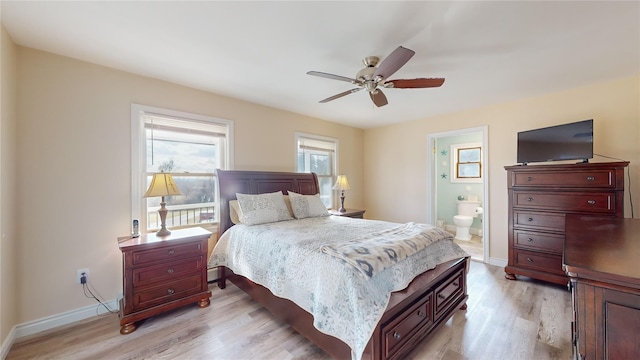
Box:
517 119 593 165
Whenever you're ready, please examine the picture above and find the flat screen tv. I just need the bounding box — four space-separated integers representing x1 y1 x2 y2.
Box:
517 119 593 165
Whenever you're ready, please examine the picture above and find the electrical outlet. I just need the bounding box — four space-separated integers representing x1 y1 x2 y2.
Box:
77 268 89 284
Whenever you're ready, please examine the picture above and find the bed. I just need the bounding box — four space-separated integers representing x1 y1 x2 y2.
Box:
209 170 469 360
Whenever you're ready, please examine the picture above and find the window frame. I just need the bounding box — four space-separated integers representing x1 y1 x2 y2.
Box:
131 104 234 233
294 132 339 209
450 142 482 183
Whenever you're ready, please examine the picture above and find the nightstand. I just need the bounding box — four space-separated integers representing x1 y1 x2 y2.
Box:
328 208 366 219
117 227 212 334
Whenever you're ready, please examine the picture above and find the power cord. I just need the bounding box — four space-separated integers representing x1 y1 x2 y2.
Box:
81 277 119 315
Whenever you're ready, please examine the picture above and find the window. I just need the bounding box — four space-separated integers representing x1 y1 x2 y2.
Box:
450 143 482 183
131 104 234 233
295 133 338 208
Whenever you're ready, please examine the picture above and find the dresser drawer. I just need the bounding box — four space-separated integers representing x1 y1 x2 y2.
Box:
434 269 465 320
514 211 565 232
132 241 203 266
382 293 433 359
133 274 203 310
514 230 564 253
512 170 616 188
514 192 615 214
514 249 564 275
133 256 203 287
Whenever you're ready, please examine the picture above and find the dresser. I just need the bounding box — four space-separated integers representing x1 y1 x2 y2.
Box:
504 161 628 285
118 227 212 334
564 215 640 360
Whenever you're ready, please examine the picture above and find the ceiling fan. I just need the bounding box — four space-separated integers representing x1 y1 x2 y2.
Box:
307 46 445 107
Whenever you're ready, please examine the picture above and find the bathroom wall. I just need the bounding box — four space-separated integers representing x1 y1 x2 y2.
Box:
435 132 484 232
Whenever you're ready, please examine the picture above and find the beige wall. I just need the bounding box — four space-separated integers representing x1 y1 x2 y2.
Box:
1 25 19 348
364 76 640 261
14 46 363 325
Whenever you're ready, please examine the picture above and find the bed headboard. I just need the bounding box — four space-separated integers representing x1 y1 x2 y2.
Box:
216 169 320 236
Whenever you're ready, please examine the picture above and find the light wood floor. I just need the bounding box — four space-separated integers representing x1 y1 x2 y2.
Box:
453 235 484 261
7 262 572 359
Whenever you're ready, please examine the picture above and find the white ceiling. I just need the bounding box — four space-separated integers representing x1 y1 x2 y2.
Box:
2 1 639 129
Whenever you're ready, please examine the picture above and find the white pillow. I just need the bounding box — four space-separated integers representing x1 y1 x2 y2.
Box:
288 191 330 219
236 191 293 225
229 200 242 224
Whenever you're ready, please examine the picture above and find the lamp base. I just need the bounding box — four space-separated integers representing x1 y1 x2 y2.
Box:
338 192 346 212
156 227 171 237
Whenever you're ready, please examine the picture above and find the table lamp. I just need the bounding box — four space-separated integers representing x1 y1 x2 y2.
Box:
332 175 351 213
144 173 183 236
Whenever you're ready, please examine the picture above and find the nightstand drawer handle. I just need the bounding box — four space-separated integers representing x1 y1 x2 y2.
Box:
586 176 595 181
527 257 534 263
168 249 175 255
587 199 596 205
167 288 175 295
167 268 174 274
393 331 401 340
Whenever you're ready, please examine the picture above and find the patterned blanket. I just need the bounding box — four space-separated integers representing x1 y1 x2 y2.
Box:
321 222 453 277
208 216 468 360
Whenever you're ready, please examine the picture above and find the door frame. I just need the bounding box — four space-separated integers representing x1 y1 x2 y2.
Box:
426 126 489 263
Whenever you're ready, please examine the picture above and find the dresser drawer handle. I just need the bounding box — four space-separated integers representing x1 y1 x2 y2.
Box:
586 176 595 181
527 197 533 202
453 282 459 287
437 293 445 300
167 288 175 295
587 199 596 205
168 249 175 255
393 331 401 340
527 176 533 181
167 268 174 274
417 310 426 318
527 217 534 222
527 237 534 242
527 257 534 263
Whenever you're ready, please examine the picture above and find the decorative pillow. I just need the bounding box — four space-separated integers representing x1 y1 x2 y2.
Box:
229 200 242 224
236 191 293 225
288 191 330 219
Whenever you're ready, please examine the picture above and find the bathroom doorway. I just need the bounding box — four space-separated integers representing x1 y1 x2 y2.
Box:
426 126 489 262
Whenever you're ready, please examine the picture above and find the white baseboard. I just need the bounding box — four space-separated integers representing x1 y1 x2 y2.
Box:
444 224 482 236
1 325 16 360
13 299 118 340
489 257 508 267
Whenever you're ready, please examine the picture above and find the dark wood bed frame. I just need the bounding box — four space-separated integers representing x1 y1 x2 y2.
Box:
215 170 469 360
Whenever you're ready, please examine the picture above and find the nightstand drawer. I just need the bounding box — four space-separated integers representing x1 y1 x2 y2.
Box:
132 241 203 266
133 256 203 287
133 274 203 310
514 230 563 253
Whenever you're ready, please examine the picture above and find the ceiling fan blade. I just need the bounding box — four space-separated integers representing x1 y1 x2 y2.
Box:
307 71 358 84
370 90 388 107
387 78 445 88
373 46 415 79
319 88 363 103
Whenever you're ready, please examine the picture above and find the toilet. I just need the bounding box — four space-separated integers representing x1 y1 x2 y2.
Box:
453 200 481 241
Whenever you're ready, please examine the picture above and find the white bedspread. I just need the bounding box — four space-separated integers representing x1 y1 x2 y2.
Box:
208 216 469 360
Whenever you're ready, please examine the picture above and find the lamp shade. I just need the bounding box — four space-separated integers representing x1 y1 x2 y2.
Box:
144 173 183 198
332 175 351 191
